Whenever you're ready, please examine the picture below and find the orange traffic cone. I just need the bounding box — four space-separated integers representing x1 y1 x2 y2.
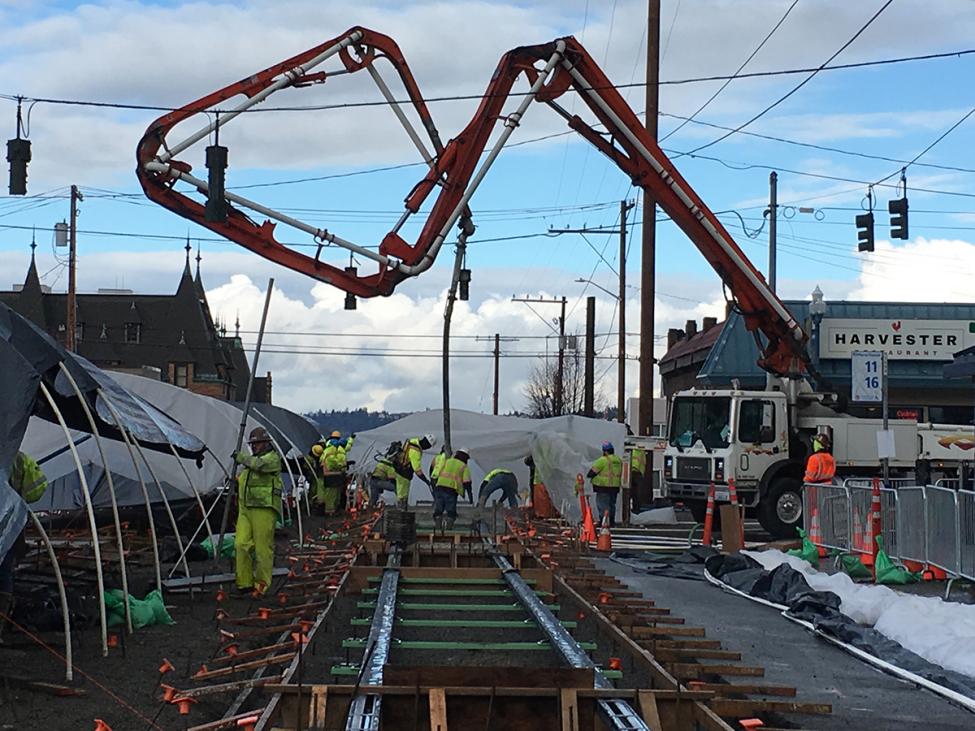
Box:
808 510 827 558
851 506 863 554
597 511 613 552
581 498 597 544
702 483 716 547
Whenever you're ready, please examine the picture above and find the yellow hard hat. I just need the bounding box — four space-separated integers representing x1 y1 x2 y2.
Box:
312 444 324 457
330 430 341 439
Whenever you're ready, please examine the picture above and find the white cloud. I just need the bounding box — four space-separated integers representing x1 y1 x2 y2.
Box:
848 236 975 302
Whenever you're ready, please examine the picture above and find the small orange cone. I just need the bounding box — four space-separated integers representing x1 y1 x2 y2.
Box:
581 498 597 544
597 511 613 552
808 510 826 558
94 720 113 731
852 505 863 554
702 483 716 547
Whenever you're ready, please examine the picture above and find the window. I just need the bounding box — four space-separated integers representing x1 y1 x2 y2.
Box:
650 423 667 438
738 399 776 443
669 397 731 449
124 323 141 344
174 364 189 388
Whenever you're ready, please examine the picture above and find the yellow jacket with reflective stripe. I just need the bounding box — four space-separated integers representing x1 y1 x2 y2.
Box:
371 459 397 481
630 448 647 474
436 457 472 495
11 452 47 503
321 443 348 472
483 468 513 484
590 454 623 490
236 449 283 513
431 452 447 481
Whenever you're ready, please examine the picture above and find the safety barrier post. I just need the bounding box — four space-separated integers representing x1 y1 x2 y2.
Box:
728 477 744 546
702 482 716 548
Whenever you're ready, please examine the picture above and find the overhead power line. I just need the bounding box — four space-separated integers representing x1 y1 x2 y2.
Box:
1 41 971 115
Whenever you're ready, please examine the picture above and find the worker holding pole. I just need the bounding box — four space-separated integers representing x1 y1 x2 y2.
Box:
234 427 282 596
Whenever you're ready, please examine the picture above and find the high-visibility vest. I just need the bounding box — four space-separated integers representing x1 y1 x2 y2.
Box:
236 449 283 513
321 443 348 472
371 460 397 481
630 448 647 474
590 454 623 490
436 457 472 495
11 452 47 503
483 468 513 484
804 451 836 484
431 452 447 481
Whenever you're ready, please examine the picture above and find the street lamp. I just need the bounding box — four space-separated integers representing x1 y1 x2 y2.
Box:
575 278 618 300
809 285 827 369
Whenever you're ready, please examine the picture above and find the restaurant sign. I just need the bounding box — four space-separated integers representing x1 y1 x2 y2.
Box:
819 318 975 361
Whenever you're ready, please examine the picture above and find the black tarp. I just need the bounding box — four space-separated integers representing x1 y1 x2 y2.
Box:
233 402 321 456
0 344 39 557
705 553 975 702
610 546 718 582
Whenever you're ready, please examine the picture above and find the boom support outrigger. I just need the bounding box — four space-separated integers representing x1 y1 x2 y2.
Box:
137 28 809 377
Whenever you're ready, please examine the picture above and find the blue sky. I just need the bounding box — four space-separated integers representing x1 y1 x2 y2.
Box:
2 0 975 413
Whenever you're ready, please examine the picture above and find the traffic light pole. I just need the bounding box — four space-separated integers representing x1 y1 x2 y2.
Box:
66 185 83 352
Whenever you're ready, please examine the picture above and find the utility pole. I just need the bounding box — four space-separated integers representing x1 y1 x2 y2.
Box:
619 200 635 422
768 171 778 293
584 296 596 417
493 333 500 415
511 295 568 415
639 0 660 437
66 184 83 352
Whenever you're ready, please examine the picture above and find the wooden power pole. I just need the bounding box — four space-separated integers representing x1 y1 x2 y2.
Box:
619 200 634 422
65 184 83 352
638 0 660 436
584 296 595 417
493 333 500 415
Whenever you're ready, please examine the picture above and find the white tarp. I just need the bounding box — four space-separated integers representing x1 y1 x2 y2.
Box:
745 549 975 679
346 409 625 520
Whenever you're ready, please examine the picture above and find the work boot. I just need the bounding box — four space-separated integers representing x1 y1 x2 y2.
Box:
433 515 444 533
396 498 408 510
445 517 456 531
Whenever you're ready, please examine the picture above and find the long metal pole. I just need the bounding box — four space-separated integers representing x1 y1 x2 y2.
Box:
556 297 566 415
216 277 274 560
442 235 469 453
66 185 82 352
618 201 629 422
638 0 660 437
882 351 890 485
584 296 595 417
493 333 500 416
769 171 778 293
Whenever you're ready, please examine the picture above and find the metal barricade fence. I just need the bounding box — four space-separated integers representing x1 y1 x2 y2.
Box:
958 490 975 581
925 485 961 577
802 482 850 553
895 486 927 568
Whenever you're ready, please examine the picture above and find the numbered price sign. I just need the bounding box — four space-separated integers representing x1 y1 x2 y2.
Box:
851 350 884 403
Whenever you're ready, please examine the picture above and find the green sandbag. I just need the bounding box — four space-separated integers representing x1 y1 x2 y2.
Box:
104 589 175 629
840 553 873 580
786 529 820 568
202 533 236 559
874 536 919 585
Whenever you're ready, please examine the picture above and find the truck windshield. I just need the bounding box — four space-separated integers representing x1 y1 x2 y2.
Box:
669 397 731 449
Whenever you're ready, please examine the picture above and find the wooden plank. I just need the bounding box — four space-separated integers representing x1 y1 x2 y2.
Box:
429 688 448 731
672 664 764 680
307 686 327 729
695 683 796 698
633 626 705 638
652 639 723 650
560 688 580 731
654 648 741 662
637 689 662 731
707 699 832 717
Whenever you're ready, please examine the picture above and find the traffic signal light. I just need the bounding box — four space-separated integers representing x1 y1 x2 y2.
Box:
205 143 228 222
888 196 908 240
6 137 30 195
855 211 874 252
459 268 471 301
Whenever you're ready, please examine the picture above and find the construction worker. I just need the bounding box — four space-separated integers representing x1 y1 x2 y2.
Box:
0 452 47 645
319 430 354 513
587 441 622 527
234 427 282 595
478 467 519 509
804 433 836 484
369 457 398 507
434 447 472 531
630 446 648 512
391 434 436 509
430 446 448 483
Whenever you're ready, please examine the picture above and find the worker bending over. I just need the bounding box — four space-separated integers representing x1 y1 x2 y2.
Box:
587 441 622 527
0 452 47 645
369 457 398 507
478 467 519 509
434 447 472 531
234 427 282 595
391 434 436 509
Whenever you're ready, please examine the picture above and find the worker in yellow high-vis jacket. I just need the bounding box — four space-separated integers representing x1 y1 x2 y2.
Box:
1 452 47 644
433 448 472 531
587 441 622 527
234 428 282 595
391 434 436 509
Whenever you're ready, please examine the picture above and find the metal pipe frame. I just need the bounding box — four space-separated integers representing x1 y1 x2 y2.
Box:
59 364 133 634
38 381 109 656
487 542 650 731
167 442 217 550
100 391 174 587
345 548 401 731
27 509 73 681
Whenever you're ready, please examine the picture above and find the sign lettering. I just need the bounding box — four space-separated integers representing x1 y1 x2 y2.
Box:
819 319 975 361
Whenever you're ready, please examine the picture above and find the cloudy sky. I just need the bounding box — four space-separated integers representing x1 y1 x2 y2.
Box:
2 0 975 415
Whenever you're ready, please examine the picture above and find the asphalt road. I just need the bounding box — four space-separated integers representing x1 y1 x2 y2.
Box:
598 557 975 731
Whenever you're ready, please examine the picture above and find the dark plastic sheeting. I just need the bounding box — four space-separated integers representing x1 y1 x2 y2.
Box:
610 546 719 582
0 343 39 557
705 553 975 702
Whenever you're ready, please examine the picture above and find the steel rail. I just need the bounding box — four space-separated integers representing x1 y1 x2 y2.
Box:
486 538 650 731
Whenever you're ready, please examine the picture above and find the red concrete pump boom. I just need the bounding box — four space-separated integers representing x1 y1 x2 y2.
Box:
136 28 808 377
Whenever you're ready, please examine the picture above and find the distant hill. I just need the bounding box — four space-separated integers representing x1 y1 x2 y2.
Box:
304 408 409 436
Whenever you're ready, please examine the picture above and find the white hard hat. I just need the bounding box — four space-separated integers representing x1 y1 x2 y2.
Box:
455 446 471 457
423 434 437 448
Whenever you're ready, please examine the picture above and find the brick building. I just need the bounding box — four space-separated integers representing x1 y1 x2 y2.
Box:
1 242 270 403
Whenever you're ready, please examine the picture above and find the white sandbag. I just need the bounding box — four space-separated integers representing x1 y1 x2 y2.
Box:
630 506 678 525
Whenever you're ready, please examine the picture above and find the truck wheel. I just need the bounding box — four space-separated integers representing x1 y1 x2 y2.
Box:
758 477 803 539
